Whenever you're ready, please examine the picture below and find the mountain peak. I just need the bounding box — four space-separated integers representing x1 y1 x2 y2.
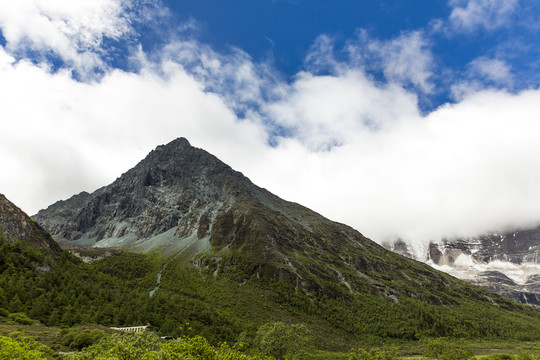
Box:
34 137 251 248
159 137 191 150
139 137 196 168
150 138 193 159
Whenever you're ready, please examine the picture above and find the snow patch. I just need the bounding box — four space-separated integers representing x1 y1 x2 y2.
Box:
454 253 475 267
429 258 540 285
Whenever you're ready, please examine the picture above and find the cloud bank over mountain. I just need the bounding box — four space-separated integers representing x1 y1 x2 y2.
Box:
2 0 540 245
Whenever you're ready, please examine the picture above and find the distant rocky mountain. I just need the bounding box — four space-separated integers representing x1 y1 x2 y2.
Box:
0 193 61 255
384 228 540 308
428 228 540 265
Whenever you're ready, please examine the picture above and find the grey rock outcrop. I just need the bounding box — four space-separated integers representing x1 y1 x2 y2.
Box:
0 193 61 255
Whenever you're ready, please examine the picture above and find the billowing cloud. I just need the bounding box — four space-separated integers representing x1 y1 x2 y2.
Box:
254 83 540 249
2 0 540 251
448 0 518 32
358 31 434 93
0 0 143 76
265 70 420 150
306 31 435 94
468 57 513 84
450 57 513 100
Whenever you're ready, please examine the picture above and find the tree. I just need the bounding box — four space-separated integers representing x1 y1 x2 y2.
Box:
0 332 55 360
421 338 474 360
75 331 161 360
253 322 311 359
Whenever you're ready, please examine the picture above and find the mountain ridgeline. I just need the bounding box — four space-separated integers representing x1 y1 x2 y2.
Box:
11 137 540 346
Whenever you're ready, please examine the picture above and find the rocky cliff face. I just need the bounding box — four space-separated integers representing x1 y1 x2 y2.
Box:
384 228 540 308
428 229 540 265
0 193 61 255
33 138 509 304
35 138 250 251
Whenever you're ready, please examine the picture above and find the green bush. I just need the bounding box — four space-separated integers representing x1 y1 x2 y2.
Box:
347 347 398 360
0 307 9 317
8 312 34 325
421 338 474 360
485 354 514 360
61 327 106 350
0 332 55 360
163 335 275 360
71 331 162 360
253 322 311 359
70 331 274 359
516 352 540 360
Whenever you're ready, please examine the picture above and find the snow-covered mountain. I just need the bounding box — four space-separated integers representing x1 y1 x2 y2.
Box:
384 228 540 307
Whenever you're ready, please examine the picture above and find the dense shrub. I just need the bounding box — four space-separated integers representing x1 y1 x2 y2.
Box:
253 322 311 359
61 327 106 350
0 332 55 360
8 312 34 325
485 354 515 360
421 338 474 360
70 331 274 359
347 347 398 360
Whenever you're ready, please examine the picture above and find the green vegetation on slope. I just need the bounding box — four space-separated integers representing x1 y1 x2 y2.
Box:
2 232 540 353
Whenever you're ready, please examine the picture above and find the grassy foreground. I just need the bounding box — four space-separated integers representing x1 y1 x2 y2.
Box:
2 315 540 360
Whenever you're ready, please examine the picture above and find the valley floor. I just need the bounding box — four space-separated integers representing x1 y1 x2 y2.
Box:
2 316 540 360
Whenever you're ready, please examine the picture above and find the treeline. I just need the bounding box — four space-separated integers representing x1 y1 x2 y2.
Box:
0 330 275 360
2 329 540 360
2 235 540 352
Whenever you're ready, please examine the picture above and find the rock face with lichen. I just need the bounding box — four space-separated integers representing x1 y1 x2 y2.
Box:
33 138 512 303
0 193 61 255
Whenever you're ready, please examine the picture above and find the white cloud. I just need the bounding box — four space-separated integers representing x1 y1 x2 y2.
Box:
338 30 434 93
255 87 540 247
304 34 341 74
265 70 420 150
449 0 518 32
468 56 513 84
365 31 435 93
450 57 513 100
2 0 540 251
158 40 279 115
0 0 134 74
305 31 435 93
0 46 268 215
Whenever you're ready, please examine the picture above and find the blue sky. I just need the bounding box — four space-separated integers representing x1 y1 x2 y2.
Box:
2 0 540 249
162 1 445 71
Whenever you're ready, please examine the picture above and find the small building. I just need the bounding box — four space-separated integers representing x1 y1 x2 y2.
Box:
110 323 155 333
